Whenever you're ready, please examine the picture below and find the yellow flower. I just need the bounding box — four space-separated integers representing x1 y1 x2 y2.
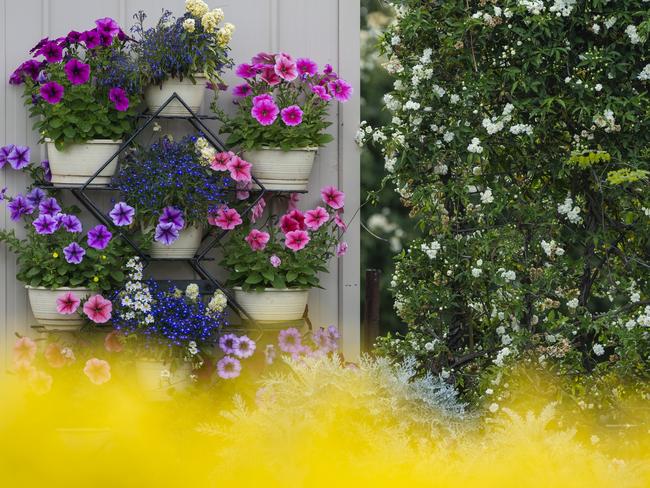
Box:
183 18 196 33
201 9 224 34
93 276 99 283
216 23 235 47
185 0 208 17
52 252 59 258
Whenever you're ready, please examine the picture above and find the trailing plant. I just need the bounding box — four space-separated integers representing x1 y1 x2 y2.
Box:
9 17 140 149
215 52 353 150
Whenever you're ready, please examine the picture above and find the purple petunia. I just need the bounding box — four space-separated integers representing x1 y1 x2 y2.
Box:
32 214 58 235
159 206 184 230
278 327 303 353
0 145 15 168
7 194 35 221
95 17 120 37
280 105 303 126
63 241 86 264
328 79 353 102
41 160 52 182
87 224 112 250
296 58 318 77
64 58 90 85
108 87 129 111
60 214 83 233
7 145 31 170
26 187 46 206
99 31 114 47
40 81 64 104
66 30 83 44
216 356 241 380
232 83 253 97
233 335 256 359
154 222 179 246
82 29 101 49
219 334 239 355
109 201 135 227
235 63 257 78
39 197 61 216
38 41 63 63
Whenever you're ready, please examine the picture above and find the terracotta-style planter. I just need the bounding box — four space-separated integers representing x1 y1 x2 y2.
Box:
144 74 207 116
243 147 318 191
26 286 92 331
46 139 121 185
135 360 192 402
233 287 309 323
148 225 203 259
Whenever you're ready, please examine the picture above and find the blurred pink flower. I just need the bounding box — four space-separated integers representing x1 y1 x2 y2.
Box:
285 230 310 252
236 180 252 200
336 241 348 257
83 295 112 324
13 336 37 365
270 254 281 268
84 358 111 385
304 207 329 230
334 212 348 231
321 185 345 209
250 198 266 223
288 193 300 211
235 63 257 78
104 330 124 353
44 343 75 368
56 291 80 315
28 370 53 395
233 83 253 97
245 229 270 251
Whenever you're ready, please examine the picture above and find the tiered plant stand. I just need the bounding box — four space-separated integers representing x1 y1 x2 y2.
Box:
36 93 311 338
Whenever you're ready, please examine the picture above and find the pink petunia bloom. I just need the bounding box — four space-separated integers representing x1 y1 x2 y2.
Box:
236 180 252 200
235 63 257 78
108 87 129 111
217 355 241 379
56 291 81 315
83 295 112 324
336 241 348 257
252 52 275 64
95 17 120 37
233 83 253 97
296 58 318 77
278 327 302 353
12 336 37 365
334 211 348 231
274 54 298 81
311 84 332 101
226 155 252 182
253 93 274 105
288 192 300 211
211 151 233 171
328 79 353 102
261 66 281 86
285 230 310 252
280 214 299 233
250 198 266 223
28 370 53 395
280 105 303 126
286 209 306 229
270 254 281 268
104 330 124 353
251 99 279 126
245 229 270 251
211 207 242 230
44 343 75 368
83 358 111 385
321 185 345 209
304 206 329 230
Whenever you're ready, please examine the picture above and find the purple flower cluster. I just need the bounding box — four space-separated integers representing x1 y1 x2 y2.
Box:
217 333 257 379
0 145 31 170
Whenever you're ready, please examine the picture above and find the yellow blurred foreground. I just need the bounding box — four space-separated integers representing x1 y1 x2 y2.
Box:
0 356 648 487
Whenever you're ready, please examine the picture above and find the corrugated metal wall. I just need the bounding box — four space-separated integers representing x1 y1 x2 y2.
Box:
0 0 360 367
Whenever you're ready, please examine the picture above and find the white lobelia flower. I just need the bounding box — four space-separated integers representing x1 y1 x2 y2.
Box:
183 18 196 32
186 283 200 301
592 343 605 356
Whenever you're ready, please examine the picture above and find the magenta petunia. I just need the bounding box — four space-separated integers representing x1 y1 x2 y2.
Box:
83 295 112 324
236 180 252 200
7 145 31 170
211 151 233 171
38 41 63 63
87 225 112 250
66 30 83 44
278 327 302 353
154 222 180 246
250 198 266 223
40 81 64 104
82 29 101 49
216 355 241 379
159 206 184 230
109 201 135 227
336 241 348 257
64 58 90 85
296 58 318 77
280 105 303 126
60 214 83 233
321 185 345 209
311 84 332 101
245 229 270 251
252 52 275 64
286 209 306 229
56 291 81 315
99 31 114 47
279 214 300 234
226 155 252 182
0 145 15 168
253 93 273 105
233 335 256 359
219 334 240 355
304 206 329 230
334 212 347 231
39 197 61 216
235 63 257 78
260 66 281 86
32 214 58 235
7 195 34 221
285 229 310 252
270 254 281 268
95 17 120 37
211 208 242 230
232 83 253 97
108 87 129 111
274 54 298 81
63 241 86 264
328 79 353 102
251 99 279 126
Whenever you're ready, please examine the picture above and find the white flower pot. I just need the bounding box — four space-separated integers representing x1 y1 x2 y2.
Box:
243 147 318 191
149 226 204 259
26 286 92 331
135 360 192 402
46 139 122 185
144 75 207 116
233 287 309 323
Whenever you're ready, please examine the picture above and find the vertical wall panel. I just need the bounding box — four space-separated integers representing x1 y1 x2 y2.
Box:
0 0 360 363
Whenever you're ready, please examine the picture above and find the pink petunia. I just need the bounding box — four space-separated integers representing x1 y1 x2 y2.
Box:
245 229 270 251
328 79 353 102
336 241 348 257
44 343 75 368
296 58 318 77
211 151 233 171
286 209 306 229
28 370 53 395
288 192 300 211
261 66 281 86
211 207 242 230
104 330 124 353
304 206 330 230
232 83 253 97
270 254 281 268
253 93 273 105
251 99 279 126
274 54 298 81
252 52 275 64
236 180 252 200
280 105 303 126
321 185 345 209
56 291 81 315
250 198 266 223
334 211 348 231
235 63 257 78
12 336 37 365
279 214 300 234
311 84 332 101
226 155 252 182
83 295 112 324
285 230 310 252
83 358 111 385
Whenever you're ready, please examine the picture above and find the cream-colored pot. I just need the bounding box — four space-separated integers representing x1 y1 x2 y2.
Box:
26 286 92 331
144 75 207 116
233 287 309 323
243 147 318 191
135 360 192 402
46 139 121 185
149 226 203 259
